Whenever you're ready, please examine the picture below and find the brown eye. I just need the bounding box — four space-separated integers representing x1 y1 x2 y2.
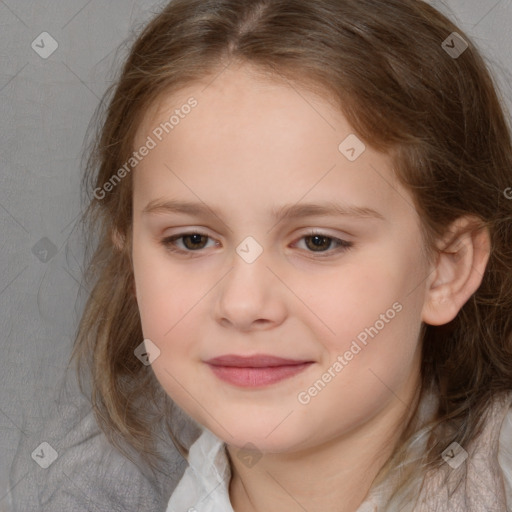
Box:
294 231 354 257
304 234 333 252
161 232 214 254
160 230 353 258
180 233 209 250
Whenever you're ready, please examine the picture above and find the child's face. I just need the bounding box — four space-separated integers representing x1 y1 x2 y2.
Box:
131 63 431 452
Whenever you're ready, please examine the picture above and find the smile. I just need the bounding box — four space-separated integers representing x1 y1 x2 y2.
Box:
204 354 314 388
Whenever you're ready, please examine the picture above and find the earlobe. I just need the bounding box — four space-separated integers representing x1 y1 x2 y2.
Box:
421 217 491 326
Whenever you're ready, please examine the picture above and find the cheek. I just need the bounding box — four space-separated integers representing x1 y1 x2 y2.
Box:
303 307 422 436
132 247 205 409
132 243 190 340
300 260 399 341
314 248 424 371
132 244 214 389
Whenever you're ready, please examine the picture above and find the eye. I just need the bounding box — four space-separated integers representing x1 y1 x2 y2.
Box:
161 231 216 255
160 230 353 257
292 231 353 257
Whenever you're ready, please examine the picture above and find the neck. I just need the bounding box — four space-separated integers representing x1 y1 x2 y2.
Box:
226 376 421 512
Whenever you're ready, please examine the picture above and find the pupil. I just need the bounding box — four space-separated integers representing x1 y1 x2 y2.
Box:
186 234 205 249
309 235 329 250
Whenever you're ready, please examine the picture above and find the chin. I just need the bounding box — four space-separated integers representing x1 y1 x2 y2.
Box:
209 422 303 453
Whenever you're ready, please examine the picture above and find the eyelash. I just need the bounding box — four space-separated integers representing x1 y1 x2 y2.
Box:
160 230 354 258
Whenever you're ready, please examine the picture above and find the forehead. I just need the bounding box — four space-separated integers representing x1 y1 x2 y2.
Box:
132 64 418 226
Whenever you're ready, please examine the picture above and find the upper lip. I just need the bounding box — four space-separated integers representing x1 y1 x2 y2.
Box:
205 354 313 367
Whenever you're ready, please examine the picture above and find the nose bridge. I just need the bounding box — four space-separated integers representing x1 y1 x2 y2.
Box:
223 234 270 299
214 234 284 329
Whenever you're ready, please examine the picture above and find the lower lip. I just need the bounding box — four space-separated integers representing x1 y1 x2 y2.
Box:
206 363 313 388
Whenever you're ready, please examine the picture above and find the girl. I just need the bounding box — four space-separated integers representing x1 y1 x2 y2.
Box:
71 0 512 510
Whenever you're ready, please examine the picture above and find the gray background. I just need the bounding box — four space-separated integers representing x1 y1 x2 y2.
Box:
1 0 511 509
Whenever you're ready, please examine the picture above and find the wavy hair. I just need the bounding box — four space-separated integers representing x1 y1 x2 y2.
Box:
70 0 512 505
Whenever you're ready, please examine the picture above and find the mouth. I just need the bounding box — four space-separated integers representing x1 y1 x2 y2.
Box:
204 354 314 388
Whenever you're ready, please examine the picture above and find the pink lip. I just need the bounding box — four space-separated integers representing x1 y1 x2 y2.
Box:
205 354 314 388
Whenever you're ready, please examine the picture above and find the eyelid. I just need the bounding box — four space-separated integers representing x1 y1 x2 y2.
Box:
292 230 353 257
160 229 354 258
162 230 217 254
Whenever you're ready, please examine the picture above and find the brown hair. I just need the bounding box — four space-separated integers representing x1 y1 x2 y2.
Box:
70 0 512 504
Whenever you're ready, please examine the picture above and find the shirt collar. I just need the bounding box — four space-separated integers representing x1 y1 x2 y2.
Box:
165 426 386 512
167 391 512 512
166 427 233 512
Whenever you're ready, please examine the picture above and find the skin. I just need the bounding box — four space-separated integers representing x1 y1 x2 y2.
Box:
125 62 491 512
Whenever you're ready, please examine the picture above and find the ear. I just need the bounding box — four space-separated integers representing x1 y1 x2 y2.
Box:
421 216 491 326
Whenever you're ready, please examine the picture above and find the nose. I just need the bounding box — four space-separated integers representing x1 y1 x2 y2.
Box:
213 243 287 332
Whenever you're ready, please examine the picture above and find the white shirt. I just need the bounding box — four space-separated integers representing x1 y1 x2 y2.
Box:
166 426 234 512
166 393 512 512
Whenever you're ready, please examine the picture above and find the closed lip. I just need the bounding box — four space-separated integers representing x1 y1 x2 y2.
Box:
204 354 313 367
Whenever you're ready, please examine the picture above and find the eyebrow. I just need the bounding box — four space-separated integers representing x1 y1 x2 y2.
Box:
142 199 385 222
